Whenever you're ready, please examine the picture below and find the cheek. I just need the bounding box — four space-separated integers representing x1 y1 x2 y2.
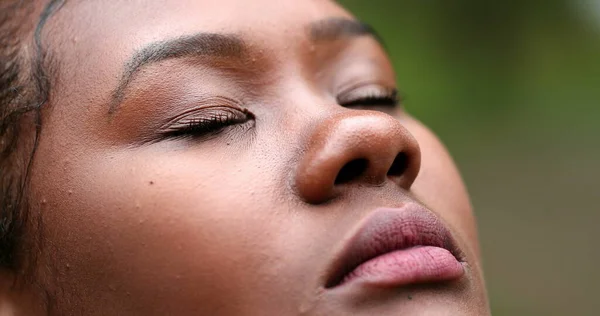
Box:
31 147 296 313
402 117 481 259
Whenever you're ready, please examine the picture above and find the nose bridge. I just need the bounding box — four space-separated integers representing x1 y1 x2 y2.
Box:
295 111 421 204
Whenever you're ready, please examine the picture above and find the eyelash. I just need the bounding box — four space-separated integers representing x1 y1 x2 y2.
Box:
163 107 253 139
338 88 400 108
162 88 399 140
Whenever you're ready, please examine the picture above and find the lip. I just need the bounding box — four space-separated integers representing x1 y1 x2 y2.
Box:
325 204 466 288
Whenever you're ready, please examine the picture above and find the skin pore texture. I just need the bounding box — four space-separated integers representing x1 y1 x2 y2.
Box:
1 0 490 315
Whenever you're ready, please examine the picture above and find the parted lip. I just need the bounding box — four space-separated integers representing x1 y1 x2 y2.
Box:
324 203 465 288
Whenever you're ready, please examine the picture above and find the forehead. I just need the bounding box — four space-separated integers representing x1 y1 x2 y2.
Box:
56 0 349 35
50 0 351 67
45 0 354 109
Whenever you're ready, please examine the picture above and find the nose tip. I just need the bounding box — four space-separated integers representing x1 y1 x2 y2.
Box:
295 111 421 204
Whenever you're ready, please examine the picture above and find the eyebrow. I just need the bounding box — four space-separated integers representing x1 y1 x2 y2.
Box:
309 17 382 44
108 18 381 113
109 33 245 113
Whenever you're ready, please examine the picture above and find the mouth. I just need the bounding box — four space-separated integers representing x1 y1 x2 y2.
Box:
325 204 466 289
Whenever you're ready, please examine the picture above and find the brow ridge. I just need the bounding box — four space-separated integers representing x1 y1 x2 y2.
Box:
109 33 245 113
309 17 378 42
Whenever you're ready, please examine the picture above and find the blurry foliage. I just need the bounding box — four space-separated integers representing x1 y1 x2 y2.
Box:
342 1 600 131
340 1 600 315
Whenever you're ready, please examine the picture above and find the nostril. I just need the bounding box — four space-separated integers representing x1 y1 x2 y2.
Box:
335 159 368 185
387 152 409 177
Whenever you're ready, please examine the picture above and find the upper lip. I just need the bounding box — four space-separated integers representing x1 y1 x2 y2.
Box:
324 203 465 288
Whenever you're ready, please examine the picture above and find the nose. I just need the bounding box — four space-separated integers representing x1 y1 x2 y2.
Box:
295 111 421 204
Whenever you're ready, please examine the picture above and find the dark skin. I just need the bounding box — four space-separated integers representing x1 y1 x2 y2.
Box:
1 0 489 314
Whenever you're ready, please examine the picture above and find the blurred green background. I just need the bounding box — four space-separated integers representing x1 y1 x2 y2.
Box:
340 1 600 315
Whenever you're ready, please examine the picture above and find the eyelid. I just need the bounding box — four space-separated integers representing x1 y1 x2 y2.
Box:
158 96 248 131
336 83 399 105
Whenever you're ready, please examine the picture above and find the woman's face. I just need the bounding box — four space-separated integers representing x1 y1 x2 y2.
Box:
23 0 488 314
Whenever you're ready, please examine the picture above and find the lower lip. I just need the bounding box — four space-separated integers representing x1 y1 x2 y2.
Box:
342 246 464 287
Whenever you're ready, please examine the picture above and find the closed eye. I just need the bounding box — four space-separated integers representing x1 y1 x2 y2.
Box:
159 105 254 141
338 86 401 109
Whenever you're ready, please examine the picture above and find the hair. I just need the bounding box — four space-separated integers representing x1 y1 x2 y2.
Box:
0 0 62 272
